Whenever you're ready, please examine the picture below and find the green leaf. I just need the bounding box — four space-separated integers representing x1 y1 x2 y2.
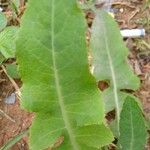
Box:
90 10 140 129
16 0 105 149
108 95 144 138
119 96 147 150
0 26 19 58
76 124 114 148
0 12 7 31
6 64 20 79
31 115 113 150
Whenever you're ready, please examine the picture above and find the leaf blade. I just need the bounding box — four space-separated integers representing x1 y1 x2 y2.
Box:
90 10 140 130
119 96 147 150
16 0 105 149
75 124 114 148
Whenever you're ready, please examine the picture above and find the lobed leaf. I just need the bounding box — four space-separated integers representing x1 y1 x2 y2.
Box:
119 96 147 150
16 0 108 149
90 10 140 129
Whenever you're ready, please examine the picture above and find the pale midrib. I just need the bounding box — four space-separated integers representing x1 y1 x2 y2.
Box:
51 1 79 150
101 17 120 130
129 103 134 150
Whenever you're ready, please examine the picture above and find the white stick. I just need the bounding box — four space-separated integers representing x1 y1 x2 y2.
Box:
120 29 145 38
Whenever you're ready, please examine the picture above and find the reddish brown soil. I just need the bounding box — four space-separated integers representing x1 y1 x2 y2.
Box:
0 69 33 150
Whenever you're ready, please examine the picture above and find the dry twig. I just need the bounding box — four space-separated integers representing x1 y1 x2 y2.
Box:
112 2 135 9
0 109 15 122
1 65 20 93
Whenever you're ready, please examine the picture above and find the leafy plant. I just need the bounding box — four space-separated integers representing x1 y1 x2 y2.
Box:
0 0 148 149
16 0 113 149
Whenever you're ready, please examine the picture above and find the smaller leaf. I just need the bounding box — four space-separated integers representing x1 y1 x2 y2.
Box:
6 64 20 79
108 95 144 138
0 12 7 31
0 26 19 58
119 96 147 150
76 124 114 148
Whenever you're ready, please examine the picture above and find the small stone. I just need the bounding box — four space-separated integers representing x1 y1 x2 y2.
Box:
4 93 16 104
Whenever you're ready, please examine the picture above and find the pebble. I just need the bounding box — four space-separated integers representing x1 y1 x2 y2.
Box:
4 93 16 104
